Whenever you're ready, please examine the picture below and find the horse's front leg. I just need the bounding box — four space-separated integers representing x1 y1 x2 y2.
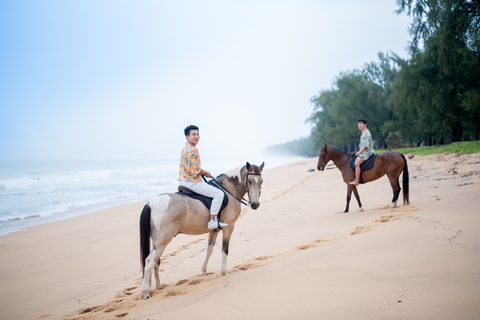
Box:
221 227 234 275
345 185 353 212
351 185 363 211
201 231 219 275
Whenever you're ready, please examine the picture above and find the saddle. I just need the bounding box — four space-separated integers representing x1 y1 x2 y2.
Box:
176 185 229 216
350 154 376 184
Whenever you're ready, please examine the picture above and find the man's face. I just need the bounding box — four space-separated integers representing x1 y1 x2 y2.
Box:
358 122 366 131
186 130 200 146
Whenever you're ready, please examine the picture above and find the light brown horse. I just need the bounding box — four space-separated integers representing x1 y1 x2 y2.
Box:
317 145 409 212
139 162 264 299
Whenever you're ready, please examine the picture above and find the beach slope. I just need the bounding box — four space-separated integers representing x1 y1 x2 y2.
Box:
1 154 479 319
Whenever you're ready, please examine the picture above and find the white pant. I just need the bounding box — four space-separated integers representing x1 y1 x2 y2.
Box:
179 180 224 216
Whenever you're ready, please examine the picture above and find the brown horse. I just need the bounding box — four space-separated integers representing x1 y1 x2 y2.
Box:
317 145 409 212
139 162 264 299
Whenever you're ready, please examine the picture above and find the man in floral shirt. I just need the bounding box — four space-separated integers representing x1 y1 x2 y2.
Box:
178 125 228 229
349 118 374 186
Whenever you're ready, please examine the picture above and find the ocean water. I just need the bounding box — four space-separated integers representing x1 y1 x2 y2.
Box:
0 155 302 236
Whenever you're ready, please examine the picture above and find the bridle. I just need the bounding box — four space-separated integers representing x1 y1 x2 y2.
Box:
206 172 262 207
321 146 352 168
319 147 330 168
245 172 262 205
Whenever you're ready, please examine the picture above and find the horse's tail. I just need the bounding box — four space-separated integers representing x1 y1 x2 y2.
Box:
401 154 410 205
139 202 152 275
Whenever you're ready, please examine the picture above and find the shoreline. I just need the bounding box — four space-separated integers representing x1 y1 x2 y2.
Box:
1 153 479 320
0 193 156 237
0 156 303 238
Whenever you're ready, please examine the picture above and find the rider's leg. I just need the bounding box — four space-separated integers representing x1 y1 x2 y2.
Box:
350 157 364 185
180 180 226 228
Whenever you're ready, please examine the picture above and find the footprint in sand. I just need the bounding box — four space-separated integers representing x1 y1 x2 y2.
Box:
350 226 369 235
255 255 274 261
296 244 314 250
175 279 189 286
114 286 137 298
235 263 254 270
165 289 185 297
79 305 103 314
115 312 129 318
104 307 118 313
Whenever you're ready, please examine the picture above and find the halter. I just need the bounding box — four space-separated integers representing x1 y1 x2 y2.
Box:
321 146 352 168
319 146 330 167
245 172 262 205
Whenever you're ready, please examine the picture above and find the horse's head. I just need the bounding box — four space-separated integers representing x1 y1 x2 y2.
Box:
317 145 331 171
245 161 264 210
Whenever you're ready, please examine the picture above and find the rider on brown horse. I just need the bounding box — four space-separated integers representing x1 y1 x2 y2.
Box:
349 118 374 186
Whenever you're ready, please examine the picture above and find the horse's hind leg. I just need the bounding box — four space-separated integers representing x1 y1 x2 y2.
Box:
142 243 168 299
352 186 363 211
201 231 219 275
154 244 168 290
142 248 156 299
388 175 401 209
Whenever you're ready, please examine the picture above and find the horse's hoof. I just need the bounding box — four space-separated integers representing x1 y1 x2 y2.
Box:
144 294 150 300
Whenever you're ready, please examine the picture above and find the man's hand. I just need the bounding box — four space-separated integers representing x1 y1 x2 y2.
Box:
202 170 212 178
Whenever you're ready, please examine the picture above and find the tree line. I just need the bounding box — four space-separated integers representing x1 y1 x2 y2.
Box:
270 0 480 157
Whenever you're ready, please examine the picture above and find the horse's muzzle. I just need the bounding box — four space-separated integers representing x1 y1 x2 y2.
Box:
317 165 325 171
251 202 260 210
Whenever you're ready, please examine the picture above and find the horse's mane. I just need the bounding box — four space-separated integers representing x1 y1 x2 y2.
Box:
215 173 229 180
215 163 262 184
324 146 351 156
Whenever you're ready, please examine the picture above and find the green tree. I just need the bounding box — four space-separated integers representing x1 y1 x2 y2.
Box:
309 53 395 151
394 0 480 143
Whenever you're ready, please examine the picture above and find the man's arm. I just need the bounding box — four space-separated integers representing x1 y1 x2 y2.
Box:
356 146 367 156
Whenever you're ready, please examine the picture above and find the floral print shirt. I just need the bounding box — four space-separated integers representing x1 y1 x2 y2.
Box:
178 143 202 182
359 128 374 160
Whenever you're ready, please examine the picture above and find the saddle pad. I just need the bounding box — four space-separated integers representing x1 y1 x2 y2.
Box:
175 187 229 214
350 154 377 173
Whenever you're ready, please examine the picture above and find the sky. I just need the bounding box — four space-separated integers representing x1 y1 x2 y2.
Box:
0 0 412 162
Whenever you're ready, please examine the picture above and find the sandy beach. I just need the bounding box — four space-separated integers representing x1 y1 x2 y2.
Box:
1 153 479 320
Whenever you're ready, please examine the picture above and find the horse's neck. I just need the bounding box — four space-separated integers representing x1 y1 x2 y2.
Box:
218 172 247 199
329 148 351 167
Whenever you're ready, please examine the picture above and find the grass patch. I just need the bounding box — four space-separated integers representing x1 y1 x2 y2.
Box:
376 141 480 155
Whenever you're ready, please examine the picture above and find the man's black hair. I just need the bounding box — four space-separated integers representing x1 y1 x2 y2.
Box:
184 125 199 136
358 118 367 124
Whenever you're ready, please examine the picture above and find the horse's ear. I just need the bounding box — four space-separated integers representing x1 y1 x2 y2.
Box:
259 161 265 171
246 162 251 171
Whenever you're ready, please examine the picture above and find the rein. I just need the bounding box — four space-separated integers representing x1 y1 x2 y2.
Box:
323 147 352 168
204 172 261 207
